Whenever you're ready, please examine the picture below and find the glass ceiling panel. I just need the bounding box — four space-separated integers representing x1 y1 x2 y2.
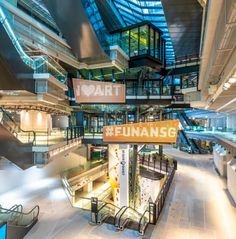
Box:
112 0 175 65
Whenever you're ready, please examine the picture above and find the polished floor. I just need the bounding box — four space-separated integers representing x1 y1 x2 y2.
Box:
0 148 236 239
154 148 236 239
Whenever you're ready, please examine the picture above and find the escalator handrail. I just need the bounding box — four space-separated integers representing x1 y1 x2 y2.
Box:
0 107 36 144
114 206 127 225
117 206 143 229
0 205 23 214
138 209 149 234
0 205 39 224
97 202 119 213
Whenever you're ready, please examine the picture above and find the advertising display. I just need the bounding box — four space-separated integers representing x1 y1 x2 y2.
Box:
103 120 179 143
72 79 126 103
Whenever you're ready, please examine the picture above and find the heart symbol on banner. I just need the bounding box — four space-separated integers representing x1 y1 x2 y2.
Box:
81 85 96 96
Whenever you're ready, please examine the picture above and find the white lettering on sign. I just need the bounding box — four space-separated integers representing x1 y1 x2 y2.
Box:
76 84 121 97
105 126 177 138
73 79 125 103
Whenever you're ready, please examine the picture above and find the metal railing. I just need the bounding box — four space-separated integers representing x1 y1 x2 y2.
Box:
66 126 84 142
152 165 175 221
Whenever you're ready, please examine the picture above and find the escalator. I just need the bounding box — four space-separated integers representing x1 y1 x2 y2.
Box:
181 112 193 126
178 129 200 154
0 108 35 170
178 112 204 154
0 3 68 86
93 203 149 236
0 204 39 239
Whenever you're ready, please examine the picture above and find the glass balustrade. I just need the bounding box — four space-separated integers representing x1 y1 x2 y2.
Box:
0 5 69 83
186 126 236 144
61 159 108 180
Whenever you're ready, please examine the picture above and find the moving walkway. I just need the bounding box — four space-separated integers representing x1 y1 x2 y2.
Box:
0 204 39 239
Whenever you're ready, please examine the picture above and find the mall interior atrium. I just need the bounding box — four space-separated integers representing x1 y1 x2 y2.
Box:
0 0 236 238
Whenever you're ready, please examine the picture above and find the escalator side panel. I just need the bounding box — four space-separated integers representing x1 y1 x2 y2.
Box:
0 23 34 92
7 218 38 239
0 124 33 169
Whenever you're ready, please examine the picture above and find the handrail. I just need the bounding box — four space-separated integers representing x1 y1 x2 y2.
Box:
0 107 36 144
155 166 175 208
117 206 142 229
138 209 149 235
0 205 39 226
114 206 127 226
0 205 23 214
97 202 119 213
0 5 69 83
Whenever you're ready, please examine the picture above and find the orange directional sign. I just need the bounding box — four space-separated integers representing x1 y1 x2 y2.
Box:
73 79 126 103
103 120 179 144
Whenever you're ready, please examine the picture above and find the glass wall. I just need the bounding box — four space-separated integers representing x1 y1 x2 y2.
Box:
139 25 148 55
130 28 139 57
111 22 164 64
121 31 129 55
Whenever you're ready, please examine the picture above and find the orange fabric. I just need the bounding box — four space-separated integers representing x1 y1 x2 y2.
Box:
72 79 126 103
103 120 179 144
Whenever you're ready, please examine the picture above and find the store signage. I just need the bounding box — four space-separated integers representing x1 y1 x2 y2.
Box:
103 120 179 143
72 79 126 103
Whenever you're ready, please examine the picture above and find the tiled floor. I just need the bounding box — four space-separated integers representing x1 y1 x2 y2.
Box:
0 148 236 239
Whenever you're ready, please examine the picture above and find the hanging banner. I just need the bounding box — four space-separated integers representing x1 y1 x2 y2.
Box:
103 120 179 143
72 79 126 103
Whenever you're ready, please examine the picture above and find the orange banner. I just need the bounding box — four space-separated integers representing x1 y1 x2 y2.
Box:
73 79 126 103
103 120 179 144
